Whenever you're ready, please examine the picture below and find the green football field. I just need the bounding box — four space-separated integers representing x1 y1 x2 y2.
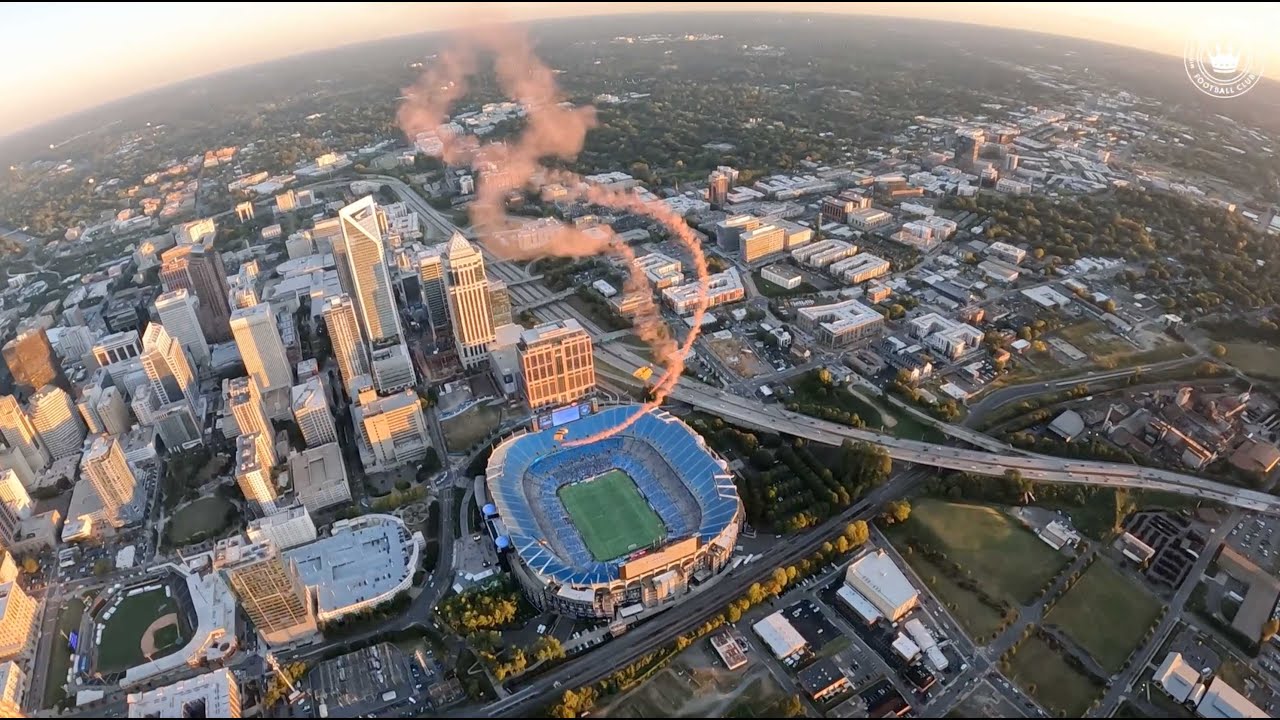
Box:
559 470 666 561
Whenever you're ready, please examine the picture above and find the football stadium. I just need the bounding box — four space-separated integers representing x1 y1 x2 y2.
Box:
485 405 742 619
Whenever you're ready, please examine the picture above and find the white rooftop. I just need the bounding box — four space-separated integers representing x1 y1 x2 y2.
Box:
798 299 882 333
1154 652 1201 704
127 668 238 718
847 550 918 611
285 514 422 621
1197 677 1266 719
753 612 806 659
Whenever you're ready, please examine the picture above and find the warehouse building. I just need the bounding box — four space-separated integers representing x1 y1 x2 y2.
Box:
845 550 918 622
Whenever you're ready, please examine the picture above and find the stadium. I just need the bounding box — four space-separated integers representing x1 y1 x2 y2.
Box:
485 405 742 619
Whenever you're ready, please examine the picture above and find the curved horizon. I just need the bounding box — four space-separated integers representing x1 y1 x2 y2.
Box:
3 2 1276 138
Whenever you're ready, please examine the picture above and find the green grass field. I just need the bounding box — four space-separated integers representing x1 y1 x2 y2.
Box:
900 552 1007 640
1007 634 1101 717
43 596 86 708
96 589 188 672
1047 561 1163 672
889 499 1067 604
166 496 235 546
1222 341 1280 380
559 470 665 560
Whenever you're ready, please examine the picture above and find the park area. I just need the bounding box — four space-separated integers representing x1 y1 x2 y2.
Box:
1222 341 1280 380
559 470 665 561
602 643 793 718
165 495 235 546
95 588 192 673
1007 634 1102 717
442 402 502 453
1047 561 1162 672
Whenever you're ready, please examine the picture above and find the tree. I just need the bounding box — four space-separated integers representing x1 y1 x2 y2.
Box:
843 520 870 547
20 557 38 575
816 367 833 386
1263 618 1280 643
1211 344 1228 358
883 499 911 524
93 558 111 576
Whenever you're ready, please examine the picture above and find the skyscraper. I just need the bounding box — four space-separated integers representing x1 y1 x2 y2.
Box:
141 323 198 411
154 288 212 370
91 330 144 394
227 377 277 467
518 320 596 411
291 378 336 448
0 447 34 491
321 294 368 394
230 304 292 395
160 242 232 343
489 278 512 327
355 389 431 471
369 343 415 394
0 470 31 521
2 327 69 398
339 196 402 345
0 582 38 661
0 395 50 472
708 170 729 210
80 434 137 517
0 503 16 554
216 537 319 647
235 433 277 514
444 233 495 369
28 386 85 460
417 248 448 329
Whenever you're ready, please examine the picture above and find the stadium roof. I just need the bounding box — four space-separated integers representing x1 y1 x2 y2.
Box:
486 405 739 586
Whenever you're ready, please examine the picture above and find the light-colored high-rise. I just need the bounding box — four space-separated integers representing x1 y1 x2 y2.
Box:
355 389 431 471
0 470 32 521
154 288 212 370
369 342 415 394
444 233 495 368
230 304 292 395
0 504 15 551
247 503 317 551
226 377 277 467
291 378 336 448
92 330 143 392
0 447 34 491
321 294 368 393
80 434 137 517
0 660 26 718
141 323 198 411
339 196 402 345
154 401 203 449
216 537 319 647
417 248 448 328
0 582 37 661
518 320 596 412
288 443 351 514
126 668 241 719
235 433 277 514
489 278 512 327
28 386 86 460
0 395 50 472
96 386 131 435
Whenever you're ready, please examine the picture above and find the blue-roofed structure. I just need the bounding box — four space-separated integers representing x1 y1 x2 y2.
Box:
486 405 742 619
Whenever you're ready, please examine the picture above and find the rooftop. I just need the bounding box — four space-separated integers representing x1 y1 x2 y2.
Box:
285 514 422 619
126 668 239 718
797 299 882 332
1197 677 1266 718
847 550 918 609
1153 652 1201 704
519 319 588 347
289 444 349 501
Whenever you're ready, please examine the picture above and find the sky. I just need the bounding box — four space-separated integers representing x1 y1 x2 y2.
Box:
2 1 1276 137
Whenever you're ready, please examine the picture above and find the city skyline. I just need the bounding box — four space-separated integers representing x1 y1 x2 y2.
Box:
2 2 1276 138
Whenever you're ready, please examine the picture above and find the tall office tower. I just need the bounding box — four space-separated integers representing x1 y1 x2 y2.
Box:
96 386 131 435
369 343 415 395
77 385 106 435
28 386 85 460
154 401 203 449
955 128 985 169
0 503 15 552
235 433 277 514
226 377 277 467
160 242 233 342
444 233 495 369
92 330 144 393
0 447 33 491
246 503 317 551
141 323 198 410
0 395 50 472
489 278 512 327
417 248 449 329
52 324 95 365
0 582 38 661
356 389 431 470
125 668 242 719
708 170 729 210
338 196 402 345
320 295 368 393
229 285 259 310
518 320 596 411
291 378 336 447
154 288 212 370
216 537 319 647
2 327 69 398
80 434 137 517
0 470 32 521
230 304 292 395
0 661 27 718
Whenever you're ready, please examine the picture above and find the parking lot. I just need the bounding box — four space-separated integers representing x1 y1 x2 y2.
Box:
1227 512 1280 573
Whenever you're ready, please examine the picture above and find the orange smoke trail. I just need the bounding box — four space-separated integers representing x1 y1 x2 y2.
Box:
396 21 711 445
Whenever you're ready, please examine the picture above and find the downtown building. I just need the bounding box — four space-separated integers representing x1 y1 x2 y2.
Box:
235 433 278 515
353 385 431 472
291 377 336 447
215 537 319 647
444 233 495 368
518 320 595 412
28 385 86 460
160 241 233 343
226 377 277 467
417 247 449 329
230 304 293 396
0 394 51 472
80 434 138 520
2 327 69 398
338 197 414 393
154 288 212 370
320 294 369 395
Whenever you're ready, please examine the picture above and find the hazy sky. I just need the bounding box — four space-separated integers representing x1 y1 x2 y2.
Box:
2 2 1276 137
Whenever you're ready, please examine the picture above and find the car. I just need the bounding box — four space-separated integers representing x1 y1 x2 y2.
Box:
553 681 562 689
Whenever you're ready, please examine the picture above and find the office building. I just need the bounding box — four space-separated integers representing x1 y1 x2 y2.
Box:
291 378 336 447
821 196 855 224
51 324 95 364
216 537 319 647
739 224 786 263
29 386 86 460
761 264 803 290
955 128 984 168
80 434 137 518
848 207 893 231
417 248 449 329
708 170 729 210
996 177 1032 195
444 233 495 368
489 278 512 327
829 253 890 284
797 300 885 348
283 514 422 622
154 400 202 449
141 323 198 410
2 327 68 398
0 470 31 521
0 504 14 551
985 241 1026 265
231 304 292 395
369 341 415 394
518 320 595 412
160 242 232 342
154 288 212 370
662 268 745 315
356 390 431 471
0 661 26 718
285 231 315 260
289 443 351 513
227 377 277 468
339 196 402 346
0 395 50 472
0 447 33 492
174 217 216 246
235 433 277 514
96 386 131 435
91 329 144 391
127 668 241 719
793 239 857 268
0 582 37 661
321 294 368 394
635 252 684 289
715 214 761 251
247 503 317 551
845 550 919 622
